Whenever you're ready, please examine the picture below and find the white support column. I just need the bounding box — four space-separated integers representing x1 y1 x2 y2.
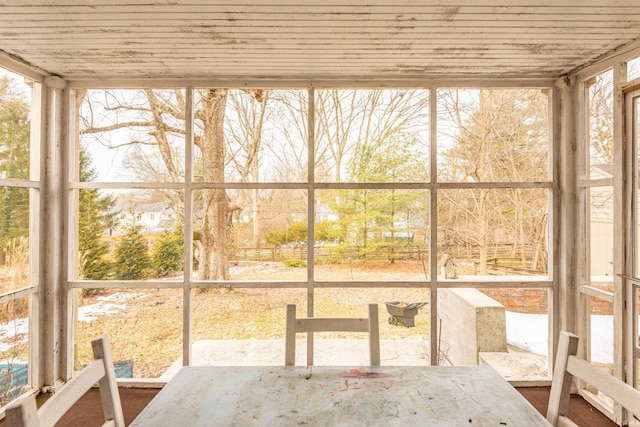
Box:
63 87 79 381
574 77 589 365
30 81 45 390
40 75 69 387
306 88 315 366
183 87 194 367
553 76 579 362
429 88 438 366
617 65 632 426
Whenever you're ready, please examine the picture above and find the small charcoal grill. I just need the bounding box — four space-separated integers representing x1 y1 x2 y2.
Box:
385 301 428 327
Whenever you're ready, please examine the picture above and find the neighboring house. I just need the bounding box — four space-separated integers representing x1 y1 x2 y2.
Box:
315 201 339 223
589 165 615 277
100 200 177 257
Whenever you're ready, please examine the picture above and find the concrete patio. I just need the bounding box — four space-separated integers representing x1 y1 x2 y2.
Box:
160 338 550 383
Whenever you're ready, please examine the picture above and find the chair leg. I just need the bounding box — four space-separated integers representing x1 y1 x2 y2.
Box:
92 335 125 427
546 332 579 426
368 304 380 366
285 304 297 366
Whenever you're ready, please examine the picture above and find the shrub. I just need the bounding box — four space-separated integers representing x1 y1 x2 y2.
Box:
283 259 306 268
152 230 184 277
113 226 150 280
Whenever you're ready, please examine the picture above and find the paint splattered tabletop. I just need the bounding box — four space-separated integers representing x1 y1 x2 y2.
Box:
131 365 551 426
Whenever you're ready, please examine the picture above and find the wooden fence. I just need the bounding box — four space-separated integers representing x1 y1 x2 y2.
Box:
229 245 430 263
229 245 545 273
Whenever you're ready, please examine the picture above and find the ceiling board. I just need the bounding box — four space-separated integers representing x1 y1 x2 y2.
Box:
1 1 640 83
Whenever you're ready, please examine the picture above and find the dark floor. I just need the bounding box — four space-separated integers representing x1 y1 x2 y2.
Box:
517 386 617 427
2 385 618 426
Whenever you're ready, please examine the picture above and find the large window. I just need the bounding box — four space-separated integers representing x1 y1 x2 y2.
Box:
574 69 617 414
71 86 552 379
0 67 37 404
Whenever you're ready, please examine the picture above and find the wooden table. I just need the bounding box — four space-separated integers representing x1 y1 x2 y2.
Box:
131 365 551 426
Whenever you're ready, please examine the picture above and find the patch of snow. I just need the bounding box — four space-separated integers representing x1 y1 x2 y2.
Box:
229 262 282 275
506 311 548 356
0 318 29 353
78 292 148 322
229 265 248 275
506 311 615 364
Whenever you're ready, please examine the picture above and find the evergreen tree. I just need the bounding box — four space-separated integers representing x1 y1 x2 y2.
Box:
0 76 30 248
151 229 183 277
113 225 151 280
78 146 116 280
325 133 426 250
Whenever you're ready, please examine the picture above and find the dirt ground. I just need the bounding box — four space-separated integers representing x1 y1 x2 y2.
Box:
75 261 432 378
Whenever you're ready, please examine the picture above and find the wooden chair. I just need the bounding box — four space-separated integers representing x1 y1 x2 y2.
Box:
285 303 380 366
547 331 640 426
5 335 125 427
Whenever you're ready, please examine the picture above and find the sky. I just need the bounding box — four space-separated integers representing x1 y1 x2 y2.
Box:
0 67 31 99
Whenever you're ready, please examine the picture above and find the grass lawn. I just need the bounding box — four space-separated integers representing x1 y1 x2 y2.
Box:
75 261 432 378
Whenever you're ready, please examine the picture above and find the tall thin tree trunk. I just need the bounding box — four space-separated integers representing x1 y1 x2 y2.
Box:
479 189 488 275
199 89 231 280
252 188 260 246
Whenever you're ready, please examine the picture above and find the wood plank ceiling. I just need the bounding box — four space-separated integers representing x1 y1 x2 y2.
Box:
1 0 640 83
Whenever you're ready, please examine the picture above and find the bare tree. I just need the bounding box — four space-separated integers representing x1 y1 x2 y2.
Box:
587 70 614 167
315 89 429 183
79 88 266 280
438 89 549 274
225 90 270 246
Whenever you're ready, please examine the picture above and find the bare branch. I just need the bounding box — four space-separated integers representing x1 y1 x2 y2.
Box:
80 121 155 135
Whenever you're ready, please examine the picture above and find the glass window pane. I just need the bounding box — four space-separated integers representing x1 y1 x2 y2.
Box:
0 296 30 405
587 70 614 178
628 56 640 82
589 296 613 369
314 288 430 365
315 89 430 183
438 189 549 279
194 89 307 183
75 189 184 281
76 289 182 379
0 188 29 289
79 89 185 183
191 289 307 366
314 189 429 281
437 89 549 183
0 69 31 180
0 68 34 405
193 188 307 281
589 186 614 277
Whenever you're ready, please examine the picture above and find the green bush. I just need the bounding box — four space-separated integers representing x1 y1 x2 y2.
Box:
113 226 151 280
283 259 306 268
152 230 184 277
265 221 308 246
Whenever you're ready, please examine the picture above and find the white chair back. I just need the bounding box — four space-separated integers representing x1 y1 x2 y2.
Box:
6 335 124 427
547 331 640 426
285 303 380 366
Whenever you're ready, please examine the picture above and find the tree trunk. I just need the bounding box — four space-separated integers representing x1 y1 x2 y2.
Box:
477 90 489 275
478 188 488 275
198 89 231 280
252 188 260 246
